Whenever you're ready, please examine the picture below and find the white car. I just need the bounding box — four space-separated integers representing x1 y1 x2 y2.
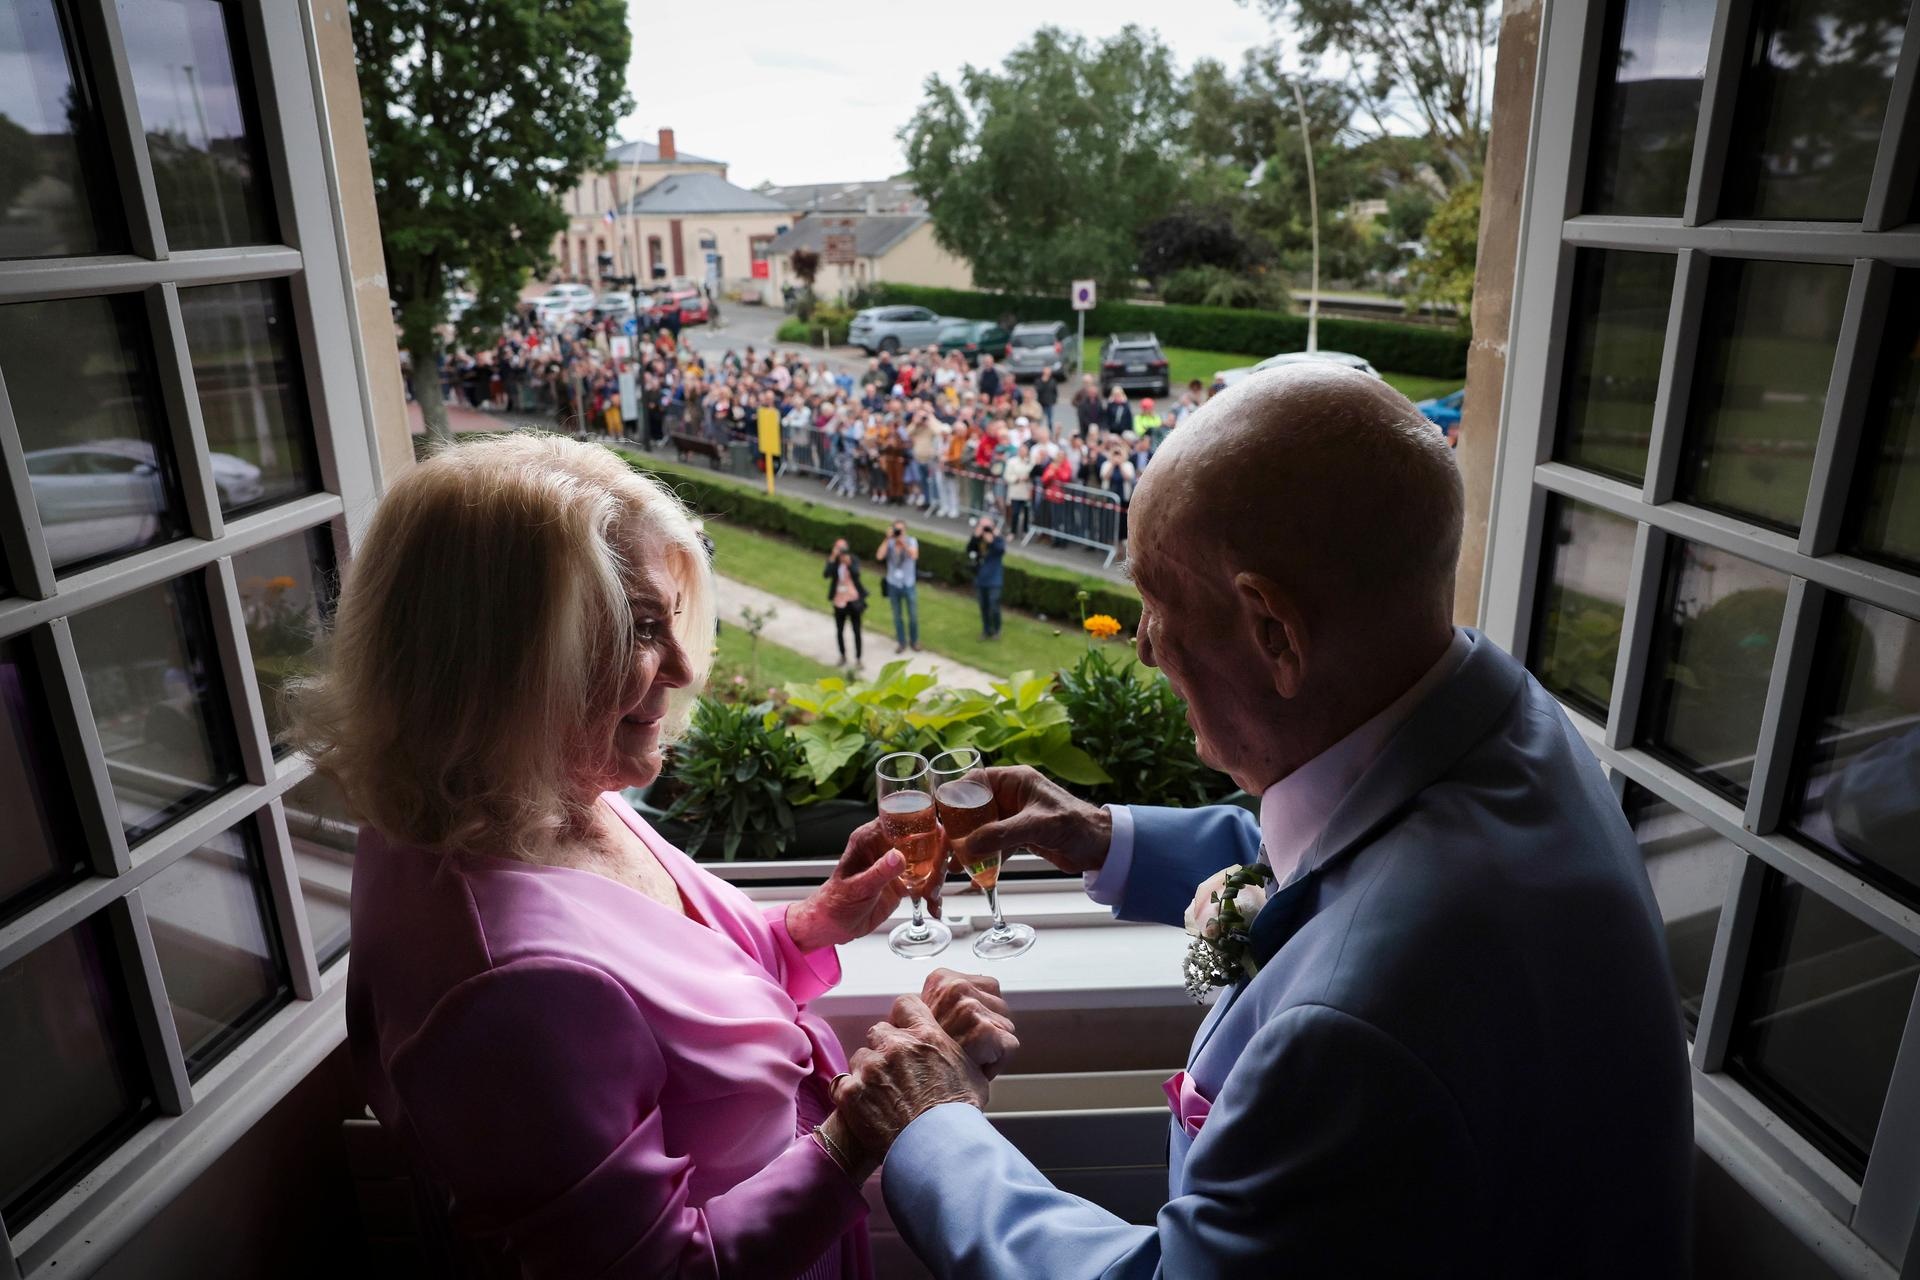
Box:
539 283 597 314
446 289 476 321
1215 350 1382 388
26 439 263 564
595 292 635 319
530 297 573 330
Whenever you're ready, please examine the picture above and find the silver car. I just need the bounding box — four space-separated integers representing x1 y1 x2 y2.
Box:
847 305 944 355
1005 321 1079 381
1215 350 1382 388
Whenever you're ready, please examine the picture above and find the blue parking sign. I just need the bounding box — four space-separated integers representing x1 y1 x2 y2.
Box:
624 316 638 336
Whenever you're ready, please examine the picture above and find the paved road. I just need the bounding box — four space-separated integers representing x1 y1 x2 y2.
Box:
713 574 997 691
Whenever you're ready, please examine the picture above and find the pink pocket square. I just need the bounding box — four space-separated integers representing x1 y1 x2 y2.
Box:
1163 1070 1212 1138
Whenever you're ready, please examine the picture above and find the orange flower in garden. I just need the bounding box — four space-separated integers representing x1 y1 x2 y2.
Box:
269 576 297 590
1082 614 1122 640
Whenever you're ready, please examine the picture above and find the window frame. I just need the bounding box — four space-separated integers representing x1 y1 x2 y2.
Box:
0 0 378 1272
1484 0 1920 1270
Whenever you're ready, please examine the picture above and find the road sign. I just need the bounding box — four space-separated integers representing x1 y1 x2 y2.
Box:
610 335 631 362
756 406 782 495
822 216 859 266
1072 279 1097 311
623 316 638 336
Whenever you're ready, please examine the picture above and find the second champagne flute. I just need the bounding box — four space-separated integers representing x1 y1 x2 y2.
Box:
879 751 951 959
931 748 1035 959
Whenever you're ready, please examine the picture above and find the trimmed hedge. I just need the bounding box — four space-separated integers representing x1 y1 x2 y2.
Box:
615 449 1143 629
863 283 1468 379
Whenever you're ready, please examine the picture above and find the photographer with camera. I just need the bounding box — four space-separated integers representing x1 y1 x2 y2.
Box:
877 520 922 655
822 537 868 670
965 516 1007 641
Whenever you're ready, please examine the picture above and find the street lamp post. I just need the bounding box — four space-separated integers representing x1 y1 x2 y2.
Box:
1289 80 1320 354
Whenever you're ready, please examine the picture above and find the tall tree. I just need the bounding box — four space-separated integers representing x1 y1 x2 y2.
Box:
901 26 1185 295
352 0 630 437
1243 0 1497 186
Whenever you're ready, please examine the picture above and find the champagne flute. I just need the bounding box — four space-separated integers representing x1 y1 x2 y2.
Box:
880 751 951 959
931 748 1035 959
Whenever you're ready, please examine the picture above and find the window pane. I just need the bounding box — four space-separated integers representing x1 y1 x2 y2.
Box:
1584 0 1715 216
1529 496 1636 720
1679 259 1848 532
1728 871 1920 1178
0 916 153 1224
1786 596 1920 906
233 528 335 754
1638 539 1789 803
1848 271 1920 573
178 280 319 513
0 293 188 571
1721 0 1911 221
144 821 290 1077
70 576 242 843
1624 782 1740 1032
116 0 275 249
284 771 355 968
0 636 88 920
1555 249 1675 483
0 0 123 259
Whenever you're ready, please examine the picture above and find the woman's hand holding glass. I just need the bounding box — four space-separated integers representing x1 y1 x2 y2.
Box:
785 821 911 951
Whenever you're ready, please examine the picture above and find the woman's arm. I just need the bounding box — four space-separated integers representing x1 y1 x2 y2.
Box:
388 959 865 1279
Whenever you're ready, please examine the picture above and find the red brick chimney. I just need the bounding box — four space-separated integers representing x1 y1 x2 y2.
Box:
657 128 676 162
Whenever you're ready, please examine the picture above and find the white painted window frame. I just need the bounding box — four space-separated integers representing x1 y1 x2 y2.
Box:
1484 1 1920 1273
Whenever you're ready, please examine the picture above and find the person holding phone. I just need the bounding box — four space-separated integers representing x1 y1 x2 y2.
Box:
965 517 1007 641
823 538 867 669
877 520 922 654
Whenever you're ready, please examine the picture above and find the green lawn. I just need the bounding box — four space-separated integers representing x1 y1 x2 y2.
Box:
710 624 840 691
701 521 1097 679
1077 338 1462 406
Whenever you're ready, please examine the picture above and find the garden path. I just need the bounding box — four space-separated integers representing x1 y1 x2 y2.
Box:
712 576 999 693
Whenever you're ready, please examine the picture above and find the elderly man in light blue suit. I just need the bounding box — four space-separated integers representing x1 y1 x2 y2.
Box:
831 367 1695 1276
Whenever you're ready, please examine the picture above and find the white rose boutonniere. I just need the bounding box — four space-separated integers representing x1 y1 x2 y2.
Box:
1181 861 1276 1001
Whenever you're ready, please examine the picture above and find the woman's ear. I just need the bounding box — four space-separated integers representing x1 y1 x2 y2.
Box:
1234 572 1309 699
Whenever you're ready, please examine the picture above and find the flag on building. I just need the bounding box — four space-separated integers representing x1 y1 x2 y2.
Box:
602 208 616 224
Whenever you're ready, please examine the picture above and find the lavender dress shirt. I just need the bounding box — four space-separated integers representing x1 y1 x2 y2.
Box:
347 792 872 1279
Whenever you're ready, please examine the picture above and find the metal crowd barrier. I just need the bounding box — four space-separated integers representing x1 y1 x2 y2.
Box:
938 464 1124 566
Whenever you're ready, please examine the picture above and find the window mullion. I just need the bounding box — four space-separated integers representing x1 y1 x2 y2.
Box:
260 800 321 1000
108 891 191 1116
0 1217 18 1279
1800 261 1895 558
1864 7 1920 233
1643 249 1708 506
205 558 275 787
1604 522 1664 751
1683 0 1754 226
38 619 130 876
1742 577 1823 836
1853 978 1920 1267
148 286 224 542
70 0 167 261
1692 853 1767 1074
0 371 57 599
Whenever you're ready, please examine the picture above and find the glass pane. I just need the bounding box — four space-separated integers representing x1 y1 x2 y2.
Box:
1556 249 1675 483
1721 0 1911 221
0 916 153 1224
1624 782 1740 1032
1529 496 1637 720
1638 539 1789 803
0 293 188 572
116 0 275 249
1786 596 1920 906
0 636 88 920
1848 271 1920 573
0 0 122 259
284 771 355 968
1584 0 1716 216
70 576 242 843
233 528 335 754
178 280 318 513
144 821 290 1077
1679 259 1848 532
1728 871 1920 1178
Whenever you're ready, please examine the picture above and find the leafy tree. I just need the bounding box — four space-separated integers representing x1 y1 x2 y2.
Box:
788 247 820 318
1405 181 1480 319
1136 204 1270 281
1243 0 1497 186
901 26 1184 294
0 116 41 214
351 0 631 437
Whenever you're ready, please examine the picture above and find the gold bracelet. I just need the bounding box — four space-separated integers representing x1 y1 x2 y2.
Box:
812 1123 855 1178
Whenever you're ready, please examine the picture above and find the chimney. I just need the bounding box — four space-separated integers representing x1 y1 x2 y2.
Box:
864 192 877 215
657 128 676 162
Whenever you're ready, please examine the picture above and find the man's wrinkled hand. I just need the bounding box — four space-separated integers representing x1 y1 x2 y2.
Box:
830 996 988 1160
962 765 1112 875
922 969 1019 1080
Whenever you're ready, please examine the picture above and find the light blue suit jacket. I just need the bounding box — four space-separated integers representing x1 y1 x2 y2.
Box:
884 633 1693 1277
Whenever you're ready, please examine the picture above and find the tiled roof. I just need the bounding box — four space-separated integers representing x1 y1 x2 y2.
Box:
756 178 924 214
606 138 723 166
766 213 927 258
621 173 791 216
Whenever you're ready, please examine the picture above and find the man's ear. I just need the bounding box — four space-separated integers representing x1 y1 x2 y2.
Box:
1234 572 1308 699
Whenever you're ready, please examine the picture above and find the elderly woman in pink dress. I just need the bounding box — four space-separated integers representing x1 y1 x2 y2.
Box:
289 435 1014 1278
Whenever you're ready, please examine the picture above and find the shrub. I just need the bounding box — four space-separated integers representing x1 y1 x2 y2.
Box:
615 451 1145 628
661 698 810 859
1054 645 1235 808
774 318 812 342
862 283 1467 378
1160 265 1290 312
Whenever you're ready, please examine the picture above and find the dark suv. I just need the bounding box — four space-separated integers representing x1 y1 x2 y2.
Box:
1098 332 1170 397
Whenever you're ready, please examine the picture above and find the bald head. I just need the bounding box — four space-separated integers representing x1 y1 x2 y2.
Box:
1134 366 1463 623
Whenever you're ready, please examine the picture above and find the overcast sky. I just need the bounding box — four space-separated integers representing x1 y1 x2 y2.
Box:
618 0 1293 189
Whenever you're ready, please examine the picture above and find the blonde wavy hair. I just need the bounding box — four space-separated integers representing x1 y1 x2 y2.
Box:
288 434 715 858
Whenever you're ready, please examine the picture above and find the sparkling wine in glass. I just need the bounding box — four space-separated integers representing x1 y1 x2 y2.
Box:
880 751 951 959
931 748 1034 959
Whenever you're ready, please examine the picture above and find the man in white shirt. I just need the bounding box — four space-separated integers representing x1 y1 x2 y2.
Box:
832 367 1693 1278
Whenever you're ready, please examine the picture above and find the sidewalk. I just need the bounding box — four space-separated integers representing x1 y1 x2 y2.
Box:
713 575 998 692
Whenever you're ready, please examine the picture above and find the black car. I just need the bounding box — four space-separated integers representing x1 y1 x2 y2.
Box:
1098 332 1170 397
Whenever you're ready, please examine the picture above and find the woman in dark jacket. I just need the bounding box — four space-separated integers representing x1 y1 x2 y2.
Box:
822 539 868 668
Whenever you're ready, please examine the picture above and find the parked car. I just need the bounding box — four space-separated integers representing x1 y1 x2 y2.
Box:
668 290 709 326
529 297 572 330
26 439 262 564
595 291 635 319
1215 350 1383 389
1005 321 1078 381
1417 388 1465 431
538 282 596 314
446 289 476 322
848 305 944 355
937 318 1009 365
1097 332 1171 398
